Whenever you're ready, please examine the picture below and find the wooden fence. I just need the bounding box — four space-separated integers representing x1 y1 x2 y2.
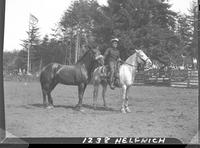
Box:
3 74 39 82
135 69 198 88
171 70 198 88
3 69 198 88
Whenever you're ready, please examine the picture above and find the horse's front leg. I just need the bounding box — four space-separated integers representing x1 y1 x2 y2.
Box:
124 86 131 113
93 84 99 110
102 81 108 108
42 89 48 107
47 93 54 109
76 83 87 111
47 81 58 109
121 85 127 113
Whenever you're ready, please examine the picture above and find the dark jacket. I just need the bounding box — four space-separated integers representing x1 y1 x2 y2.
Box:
104 47 120 64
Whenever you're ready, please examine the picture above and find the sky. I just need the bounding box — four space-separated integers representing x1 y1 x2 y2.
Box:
3 0 194 52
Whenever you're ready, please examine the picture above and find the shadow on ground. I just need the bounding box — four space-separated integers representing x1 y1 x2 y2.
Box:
27 103 118 112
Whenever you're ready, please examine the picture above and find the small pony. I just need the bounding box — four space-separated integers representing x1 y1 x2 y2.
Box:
92 65 108 109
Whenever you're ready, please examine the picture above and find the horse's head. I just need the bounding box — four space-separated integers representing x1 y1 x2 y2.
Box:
135 49 152 69
91 48 104 66
77 48 104 67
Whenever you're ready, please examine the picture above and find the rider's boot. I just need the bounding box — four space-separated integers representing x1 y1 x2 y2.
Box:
109 71 115 89
110 79 115 90
114 78 120 87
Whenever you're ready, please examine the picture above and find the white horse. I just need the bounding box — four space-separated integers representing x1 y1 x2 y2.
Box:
92 49 152 113
119 49 152 113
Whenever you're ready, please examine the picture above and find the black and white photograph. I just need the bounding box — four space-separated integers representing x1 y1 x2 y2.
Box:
1 0 199 144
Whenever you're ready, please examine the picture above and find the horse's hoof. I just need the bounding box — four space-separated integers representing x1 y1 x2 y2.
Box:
74 106 84 112
43 104 47 108
104 106 109 110
125 107 131 113
74 107 80 111
121 108 126 114
75 108 85 112
93 104 97 110
47 106 54 109
79 109 85 112
110 86 115 90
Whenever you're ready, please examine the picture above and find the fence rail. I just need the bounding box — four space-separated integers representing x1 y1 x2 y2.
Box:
134 69 198 88
3 69 198 88
3 74 39 82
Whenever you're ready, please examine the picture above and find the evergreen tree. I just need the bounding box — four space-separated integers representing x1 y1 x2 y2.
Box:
60 0 101 63
94 0 177 65
20 14 40 73
188 0 198 58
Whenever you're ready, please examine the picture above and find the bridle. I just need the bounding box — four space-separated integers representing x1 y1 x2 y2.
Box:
122 52 151 68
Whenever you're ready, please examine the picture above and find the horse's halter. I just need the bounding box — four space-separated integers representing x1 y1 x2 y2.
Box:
123 51 151 68
136 51 153 70
136 52 150 65
92 48 104 65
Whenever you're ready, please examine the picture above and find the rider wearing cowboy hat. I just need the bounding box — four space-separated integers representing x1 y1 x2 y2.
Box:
104 38 122 89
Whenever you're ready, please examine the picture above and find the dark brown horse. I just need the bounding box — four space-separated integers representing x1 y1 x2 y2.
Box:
40 49 104 111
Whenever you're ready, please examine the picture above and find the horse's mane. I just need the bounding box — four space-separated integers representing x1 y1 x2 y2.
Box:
125 52 137 64
76 49 93 64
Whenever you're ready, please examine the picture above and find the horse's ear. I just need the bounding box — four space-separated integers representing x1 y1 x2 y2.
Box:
90 47 95 52
89 48 96 54
92 46 99 52
135 49 139 53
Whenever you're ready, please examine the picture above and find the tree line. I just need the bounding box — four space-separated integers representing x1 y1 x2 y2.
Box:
3 0 198 74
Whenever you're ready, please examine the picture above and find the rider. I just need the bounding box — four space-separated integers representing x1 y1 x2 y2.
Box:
104 38 122 89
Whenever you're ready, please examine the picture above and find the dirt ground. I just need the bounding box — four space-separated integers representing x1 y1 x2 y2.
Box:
4 81 198 144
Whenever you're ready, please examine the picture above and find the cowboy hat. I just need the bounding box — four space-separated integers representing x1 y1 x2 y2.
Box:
111 38 119 43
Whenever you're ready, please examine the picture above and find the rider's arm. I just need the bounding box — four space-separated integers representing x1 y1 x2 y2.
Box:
103 48 110 59
117 51 122 62
117 58 123 64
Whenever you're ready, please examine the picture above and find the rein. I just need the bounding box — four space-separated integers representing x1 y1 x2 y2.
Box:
121 61 151 71
120 53 139 68
120 54 152 70
122 61 137 67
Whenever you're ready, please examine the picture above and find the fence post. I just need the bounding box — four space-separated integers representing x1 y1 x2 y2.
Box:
187 70 190 88
0 0 6 142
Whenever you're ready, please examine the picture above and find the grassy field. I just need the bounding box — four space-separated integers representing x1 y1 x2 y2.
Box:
4 81 198 144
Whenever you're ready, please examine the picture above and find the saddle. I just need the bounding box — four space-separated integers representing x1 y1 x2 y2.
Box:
99 60 122 87
99 65 107 78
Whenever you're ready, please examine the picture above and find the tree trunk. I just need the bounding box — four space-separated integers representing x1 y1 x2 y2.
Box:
75 28 81 63
39 57 43 71
69 29 73 64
